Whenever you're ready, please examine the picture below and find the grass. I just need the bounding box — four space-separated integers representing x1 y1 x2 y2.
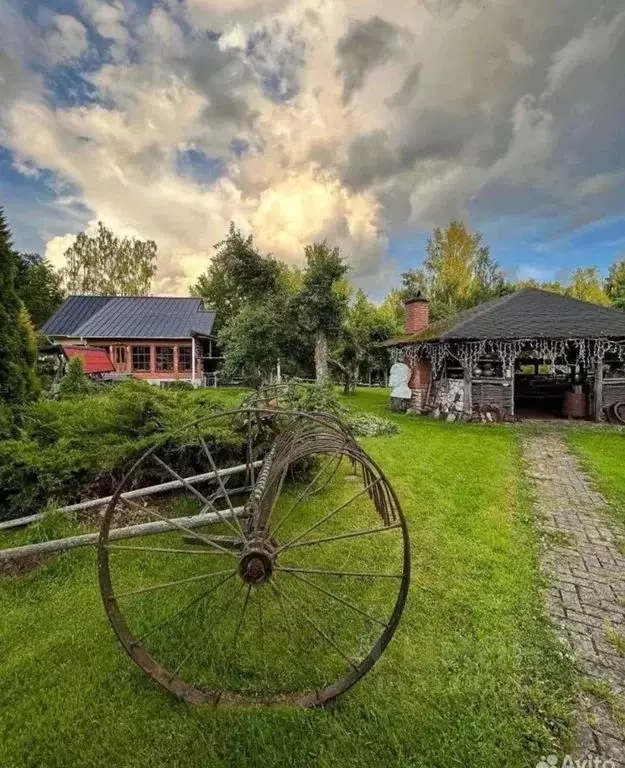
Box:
567 428 625 523
0 388 576 768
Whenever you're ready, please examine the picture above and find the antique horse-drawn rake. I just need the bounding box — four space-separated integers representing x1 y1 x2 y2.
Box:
4 400 410 708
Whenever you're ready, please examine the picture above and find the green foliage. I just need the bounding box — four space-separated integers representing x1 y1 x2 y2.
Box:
0 207 39 404
297 242 349 339
346 412 399 436
192 223 285 330
280 382 348 417
0 401 14 440
220 299 289 387
62 221 157 295
0 382 246 521
59 357 92 399
401 220 508 320
14 252 64 328
606 257 625 309
332 289 400 393
567 266 611 306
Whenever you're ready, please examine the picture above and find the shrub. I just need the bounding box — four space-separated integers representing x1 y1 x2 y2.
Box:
58 357 92 399
0 382 247 521
280 382 348 417
346 413 399 437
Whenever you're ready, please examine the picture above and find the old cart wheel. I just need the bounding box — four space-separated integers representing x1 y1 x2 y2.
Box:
98 408 410 708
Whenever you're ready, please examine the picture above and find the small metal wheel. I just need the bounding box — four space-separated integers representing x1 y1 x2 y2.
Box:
98 408 410 708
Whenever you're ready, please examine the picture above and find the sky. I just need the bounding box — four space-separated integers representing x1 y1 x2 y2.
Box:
0 0 624 299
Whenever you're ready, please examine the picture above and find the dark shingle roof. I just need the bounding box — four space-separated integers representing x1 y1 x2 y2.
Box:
387 289 625 344
42 296 215 339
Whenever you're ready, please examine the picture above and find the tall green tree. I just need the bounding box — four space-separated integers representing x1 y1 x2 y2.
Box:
0 207 39 403
15 252 64 328
401 220 507 320
567 267 611 306
296 242 349 383
62 221 157 295
192 223 284 330
606 257 625 309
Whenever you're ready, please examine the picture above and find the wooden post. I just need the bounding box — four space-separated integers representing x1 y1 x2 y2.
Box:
594 358 604 421
463 368 472 415
509 366 515 417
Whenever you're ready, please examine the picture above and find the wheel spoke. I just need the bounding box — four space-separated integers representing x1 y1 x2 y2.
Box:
282 522 401 551
114 567 236 600
276 566 404 579
196 429 248 542
120 497 237 559
152 455 244 544
168 579 242 680
270 454 342 537
270 580 358 671
133 571 237 645
277 477 383 553
106 544 226 556
282 569 388 627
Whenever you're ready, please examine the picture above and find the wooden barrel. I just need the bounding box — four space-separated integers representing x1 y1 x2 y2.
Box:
563 391 587 419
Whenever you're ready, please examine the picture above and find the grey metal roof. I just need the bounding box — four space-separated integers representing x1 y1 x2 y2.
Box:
42 296 216 339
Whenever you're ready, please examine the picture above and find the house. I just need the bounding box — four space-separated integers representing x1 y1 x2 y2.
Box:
41 295 221 386
384 289 625 421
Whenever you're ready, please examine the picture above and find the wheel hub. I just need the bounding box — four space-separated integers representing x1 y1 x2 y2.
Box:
238 544 275 585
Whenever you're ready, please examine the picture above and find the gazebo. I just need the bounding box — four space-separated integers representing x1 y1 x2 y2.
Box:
384 289 625 421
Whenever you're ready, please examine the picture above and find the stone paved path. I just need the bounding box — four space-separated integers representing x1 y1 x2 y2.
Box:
524 432 625 766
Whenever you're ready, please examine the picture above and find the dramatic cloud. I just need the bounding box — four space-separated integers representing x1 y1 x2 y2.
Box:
0 0 624 293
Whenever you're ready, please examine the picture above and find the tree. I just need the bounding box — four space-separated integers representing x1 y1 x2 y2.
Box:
566 267 611 306
15 252 64 328
401 220 507 320
59 356 92 399
62 221 157 295
191 223 284 330
606 257 625 309
0 207 39 404
515 279 566 295
296 242 349 383
218 300 287 387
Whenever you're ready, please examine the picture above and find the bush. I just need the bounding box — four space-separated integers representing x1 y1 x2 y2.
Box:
58 357 92 399
0 381 247 521
346 413 399 437
280 382 348 417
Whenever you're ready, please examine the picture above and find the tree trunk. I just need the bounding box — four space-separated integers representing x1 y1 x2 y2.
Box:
315 330 329 383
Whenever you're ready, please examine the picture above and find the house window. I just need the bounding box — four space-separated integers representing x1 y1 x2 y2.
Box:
155 346 174 372
113 346 127 365
132 346 150 372
179 346 192 372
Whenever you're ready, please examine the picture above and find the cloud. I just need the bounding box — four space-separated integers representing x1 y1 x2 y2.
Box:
0 0 624 295
45 15 90 65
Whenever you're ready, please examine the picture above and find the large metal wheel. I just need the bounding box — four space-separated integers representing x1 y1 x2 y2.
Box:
98 408 410 708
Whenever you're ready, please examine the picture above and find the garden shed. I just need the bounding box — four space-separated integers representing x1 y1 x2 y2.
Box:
384 289 625 421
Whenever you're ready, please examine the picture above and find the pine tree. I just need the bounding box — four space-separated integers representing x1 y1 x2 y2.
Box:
0 206 39 403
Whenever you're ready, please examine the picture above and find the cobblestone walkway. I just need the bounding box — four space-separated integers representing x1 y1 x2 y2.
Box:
524 432 625 765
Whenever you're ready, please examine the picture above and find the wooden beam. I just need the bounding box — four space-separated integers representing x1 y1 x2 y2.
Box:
0 461 262 533
0 506 246 564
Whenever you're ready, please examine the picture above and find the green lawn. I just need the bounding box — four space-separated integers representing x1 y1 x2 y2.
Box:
0 389 575 768
568 427 625 521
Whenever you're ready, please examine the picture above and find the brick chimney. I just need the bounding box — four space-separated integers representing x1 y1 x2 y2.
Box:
403 291 430 412
404 291 429 335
